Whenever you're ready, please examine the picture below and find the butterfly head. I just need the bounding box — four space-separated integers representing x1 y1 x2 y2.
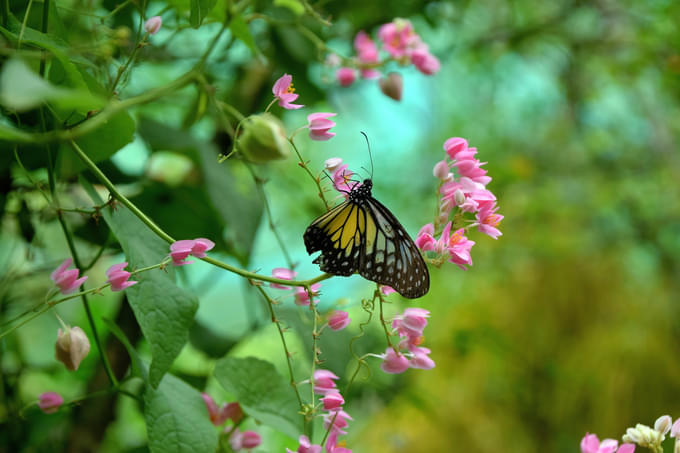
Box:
349 179 373 201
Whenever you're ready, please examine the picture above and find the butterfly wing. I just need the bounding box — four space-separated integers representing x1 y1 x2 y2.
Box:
357 197 430 299
303 200 363 276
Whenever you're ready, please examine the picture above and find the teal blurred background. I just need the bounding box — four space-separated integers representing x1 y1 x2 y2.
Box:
2 0 680 452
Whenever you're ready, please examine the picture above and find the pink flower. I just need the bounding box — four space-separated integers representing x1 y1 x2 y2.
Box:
378 19 419 59
415 223 436 251
580 433 634 453
392 307 430 339
336 68 356 87
55 326 90 371
443 137 468 159
332 165 355 194
328 311 350 331
50 258 88 295
324 157 343 173
294 283 321 306
169 238 215 265
270 267 297 289
380 285 396 296
38 392 64 414
380 347 410 374
201 393 229 426
323 409 353 431
287 435 322 453
476 203 503 239
229 428 261 451
321 392 344 410
354 31 380 79
409 346 435 370
144 16 162 35
410 48 440 75
378 72 403 101
272 74 304 110
307 113 337 141
105 262 138 292
447 228 475 270
313 369 339 394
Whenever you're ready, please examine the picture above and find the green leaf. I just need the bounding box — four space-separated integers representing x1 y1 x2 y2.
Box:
145 373 218 453
274 0 305 15
82 178 198 388
189 0 217 28
102 317 146 381
57 109 135 177
0 59 104 112
229 14 259 55
214 356 302 438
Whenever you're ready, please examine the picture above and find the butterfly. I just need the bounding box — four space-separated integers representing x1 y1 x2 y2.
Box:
303 178 430 299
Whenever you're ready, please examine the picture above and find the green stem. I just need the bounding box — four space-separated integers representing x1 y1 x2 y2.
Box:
39 0 49 77
288 137 331 211
69 139 333 287
17 0 34 48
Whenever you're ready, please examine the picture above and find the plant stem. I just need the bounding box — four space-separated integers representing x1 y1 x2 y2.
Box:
288 137 331 211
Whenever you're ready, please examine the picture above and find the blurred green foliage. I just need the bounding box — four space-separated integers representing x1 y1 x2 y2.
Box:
1 0 680 452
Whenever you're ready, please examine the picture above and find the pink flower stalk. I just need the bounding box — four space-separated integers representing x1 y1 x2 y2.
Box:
307 112 337 141
336 68 356 87
105 262 138 292
580 433 635 453
328 311 350 331
144 16 162 35
286 435 322 453
411 48 440 75
324 157 343 173
476 203 503 239
169 238 215 265
272 74 304 110
50 258 88 295
313 369 339 395
38 392 64 414
271 267 298 289
321 392 345 410
55 326 90 371
392 308 430 339
380 347 410 374
354 31 380 79
294 283 321 306
378 19 419 59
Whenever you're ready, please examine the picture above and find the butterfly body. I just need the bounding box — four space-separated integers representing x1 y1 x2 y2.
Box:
304 179 429 299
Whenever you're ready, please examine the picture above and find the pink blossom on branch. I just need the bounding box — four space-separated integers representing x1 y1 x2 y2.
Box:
270 267 297 289
380 347 410 374
144 16 162 35
307 112 337 141
353 31 380 79
580 433 635 453
286 435 322 453
38 392 64 414
321 392 345 410
272 73 304 110
475 203 504 239
328 311 350 331
105 262 138 292
411 48 441 75
169 238 215 265
336 68 356 87
50 258 88 295
294 283 321 306
378 19 419 59
313 369 339 395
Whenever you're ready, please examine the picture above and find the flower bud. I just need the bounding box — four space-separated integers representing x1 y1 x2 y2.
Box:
672 418 680 438
324 157 343 173
240 431 261 449
38 392 64 414
380 348 410 374
378 72 403 101
144 16 162 35
432 160 449 180
321 392 344 410
328 311 350 331
656 415 673 436
55 326 90 371
237 113 290 163
336 67 356 87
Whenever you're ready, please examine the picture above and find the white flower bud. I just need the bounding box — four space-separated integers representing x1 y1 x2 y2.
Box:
655 415 673 436
55 326 90 371
454 189 466 206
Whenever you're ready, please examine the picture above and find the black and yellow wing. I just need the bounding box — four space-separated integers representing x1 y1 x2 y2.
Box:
303 179 430 299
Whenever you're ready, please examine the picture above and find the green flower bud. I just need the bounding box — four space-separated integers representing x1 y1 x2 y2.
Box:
237 113 290 163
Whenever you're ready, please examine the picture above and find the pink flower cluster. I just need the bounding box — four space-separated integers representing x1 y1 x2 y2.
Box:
332 18 440 100
270 267 321 306
415 137 503 270
581 433 634 453
169 238 215 266
50 258 87 295
381 308 435 374
316 370 352 453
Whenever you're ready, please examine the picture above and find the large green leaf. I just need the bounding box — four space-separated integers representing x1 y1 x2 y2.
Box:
189 0 217 28
214 356 302 438
83 178 198 388
145 373 218 453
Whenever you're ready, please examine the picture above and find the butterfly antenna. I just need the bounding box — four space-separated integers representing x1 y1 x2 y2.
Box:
360 131 374 180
